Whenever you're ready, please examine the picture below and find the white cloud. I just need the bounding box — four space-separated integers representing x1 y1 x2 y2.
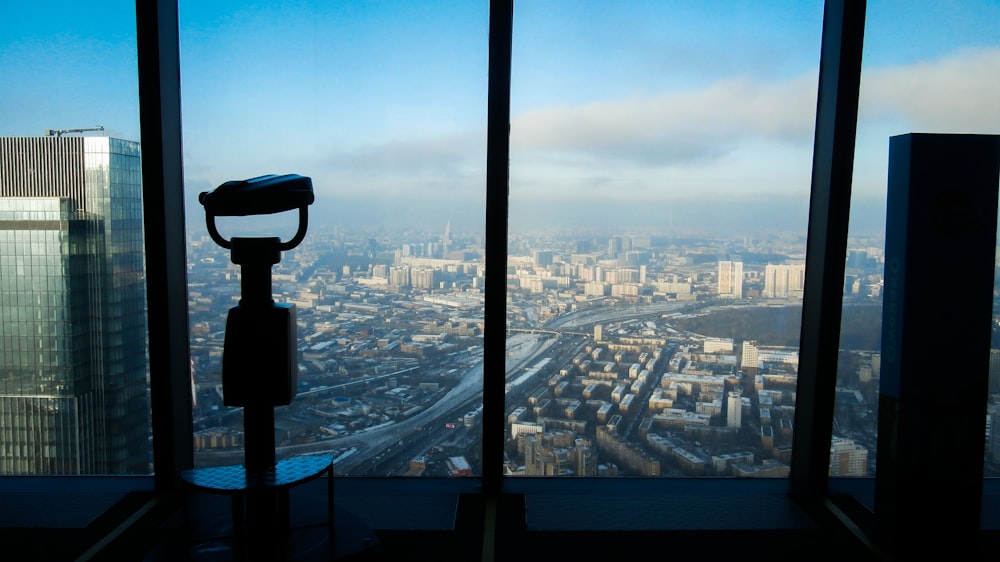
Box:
184 46 1000 207
510 73 819 166
506 45 1000 201
850 46 1000 196
859 46 1000 132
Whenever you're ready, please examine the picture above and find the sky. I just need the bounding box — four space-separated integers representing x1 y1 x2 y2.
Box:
1 1 999 235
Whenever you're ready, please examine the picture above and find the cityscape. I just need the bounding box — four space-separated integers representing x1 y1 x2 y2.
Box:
5 134 1000 482
185 214 906 479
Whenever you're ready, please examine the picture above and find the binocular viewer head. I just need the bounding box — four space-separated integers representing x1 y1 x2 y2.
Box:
199 174 314 217
200 174 314 251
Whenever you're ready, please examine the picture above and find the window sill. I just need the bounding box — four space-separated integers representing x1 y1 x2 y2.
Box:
6 476 1000 560
0 476 156 561
0 476 154 528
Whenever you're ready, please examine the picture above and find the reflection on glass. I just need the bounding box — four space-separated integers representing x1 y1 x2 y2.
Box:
506 2 823 477
0 2 150 475
990 349 1000 476
181 2 488 476
835 0 1000 479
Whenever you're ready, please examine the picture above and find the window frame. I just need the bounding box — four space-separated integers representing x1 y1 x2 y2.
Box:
789 0 866 499
136 0 194 493
135 0 864 503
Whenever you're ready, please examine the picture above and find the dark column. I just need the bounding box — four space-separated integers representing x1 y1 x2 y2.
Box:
484 0 513 498
875 133 1000 553
136 0 194 492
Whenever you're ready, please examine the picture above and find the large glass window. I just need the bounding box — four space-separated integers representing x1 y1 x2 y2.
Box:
832 0 1000 484
5 3 1000 558
0 1 151 475
505 1 824 477
179 1 489 476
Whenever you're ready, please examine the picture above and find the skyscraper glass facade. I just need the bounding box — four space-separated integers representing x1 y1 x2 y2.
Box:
0 136 149 474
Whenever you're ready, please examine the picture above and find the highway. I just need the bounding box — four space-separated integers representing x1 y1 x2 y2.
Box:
193 332 555 473
193 302 687 472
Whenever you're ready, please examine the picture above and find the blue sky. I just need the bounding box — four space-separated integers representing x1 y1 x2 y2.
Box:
2 1 999 233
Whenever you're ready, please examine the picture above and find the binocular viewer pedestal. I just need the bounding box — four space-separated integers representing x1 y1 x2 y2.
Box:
179 176 379 560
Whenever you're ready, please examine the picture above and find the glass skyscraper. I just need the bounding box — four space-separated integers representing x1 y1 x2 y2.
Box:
0 136 149 475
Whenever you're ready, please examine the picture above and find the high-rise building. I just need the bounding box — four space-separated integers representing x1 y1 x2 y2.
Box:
0 136 149 475
718 260 743 299
763 262 806 298
989 349 1000 394
741 340 760 377
988 403 1000 463
829 437 868 476
726 390 743 428
532 249 554 266
606 236 621 258
574 438 596 476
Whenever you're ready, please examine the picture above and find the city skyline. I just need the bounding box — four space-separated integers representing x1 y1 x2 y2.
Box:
182 213 890 478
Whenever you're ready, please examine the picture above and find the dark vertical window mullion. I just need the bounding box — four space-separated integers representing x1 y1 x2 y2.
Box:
135 0 194 492
790 0 866 498
484 0 513 496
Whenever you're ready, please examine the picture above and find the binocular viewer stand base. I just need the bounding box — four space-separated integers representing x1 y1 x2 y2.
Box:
178 458 380 561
